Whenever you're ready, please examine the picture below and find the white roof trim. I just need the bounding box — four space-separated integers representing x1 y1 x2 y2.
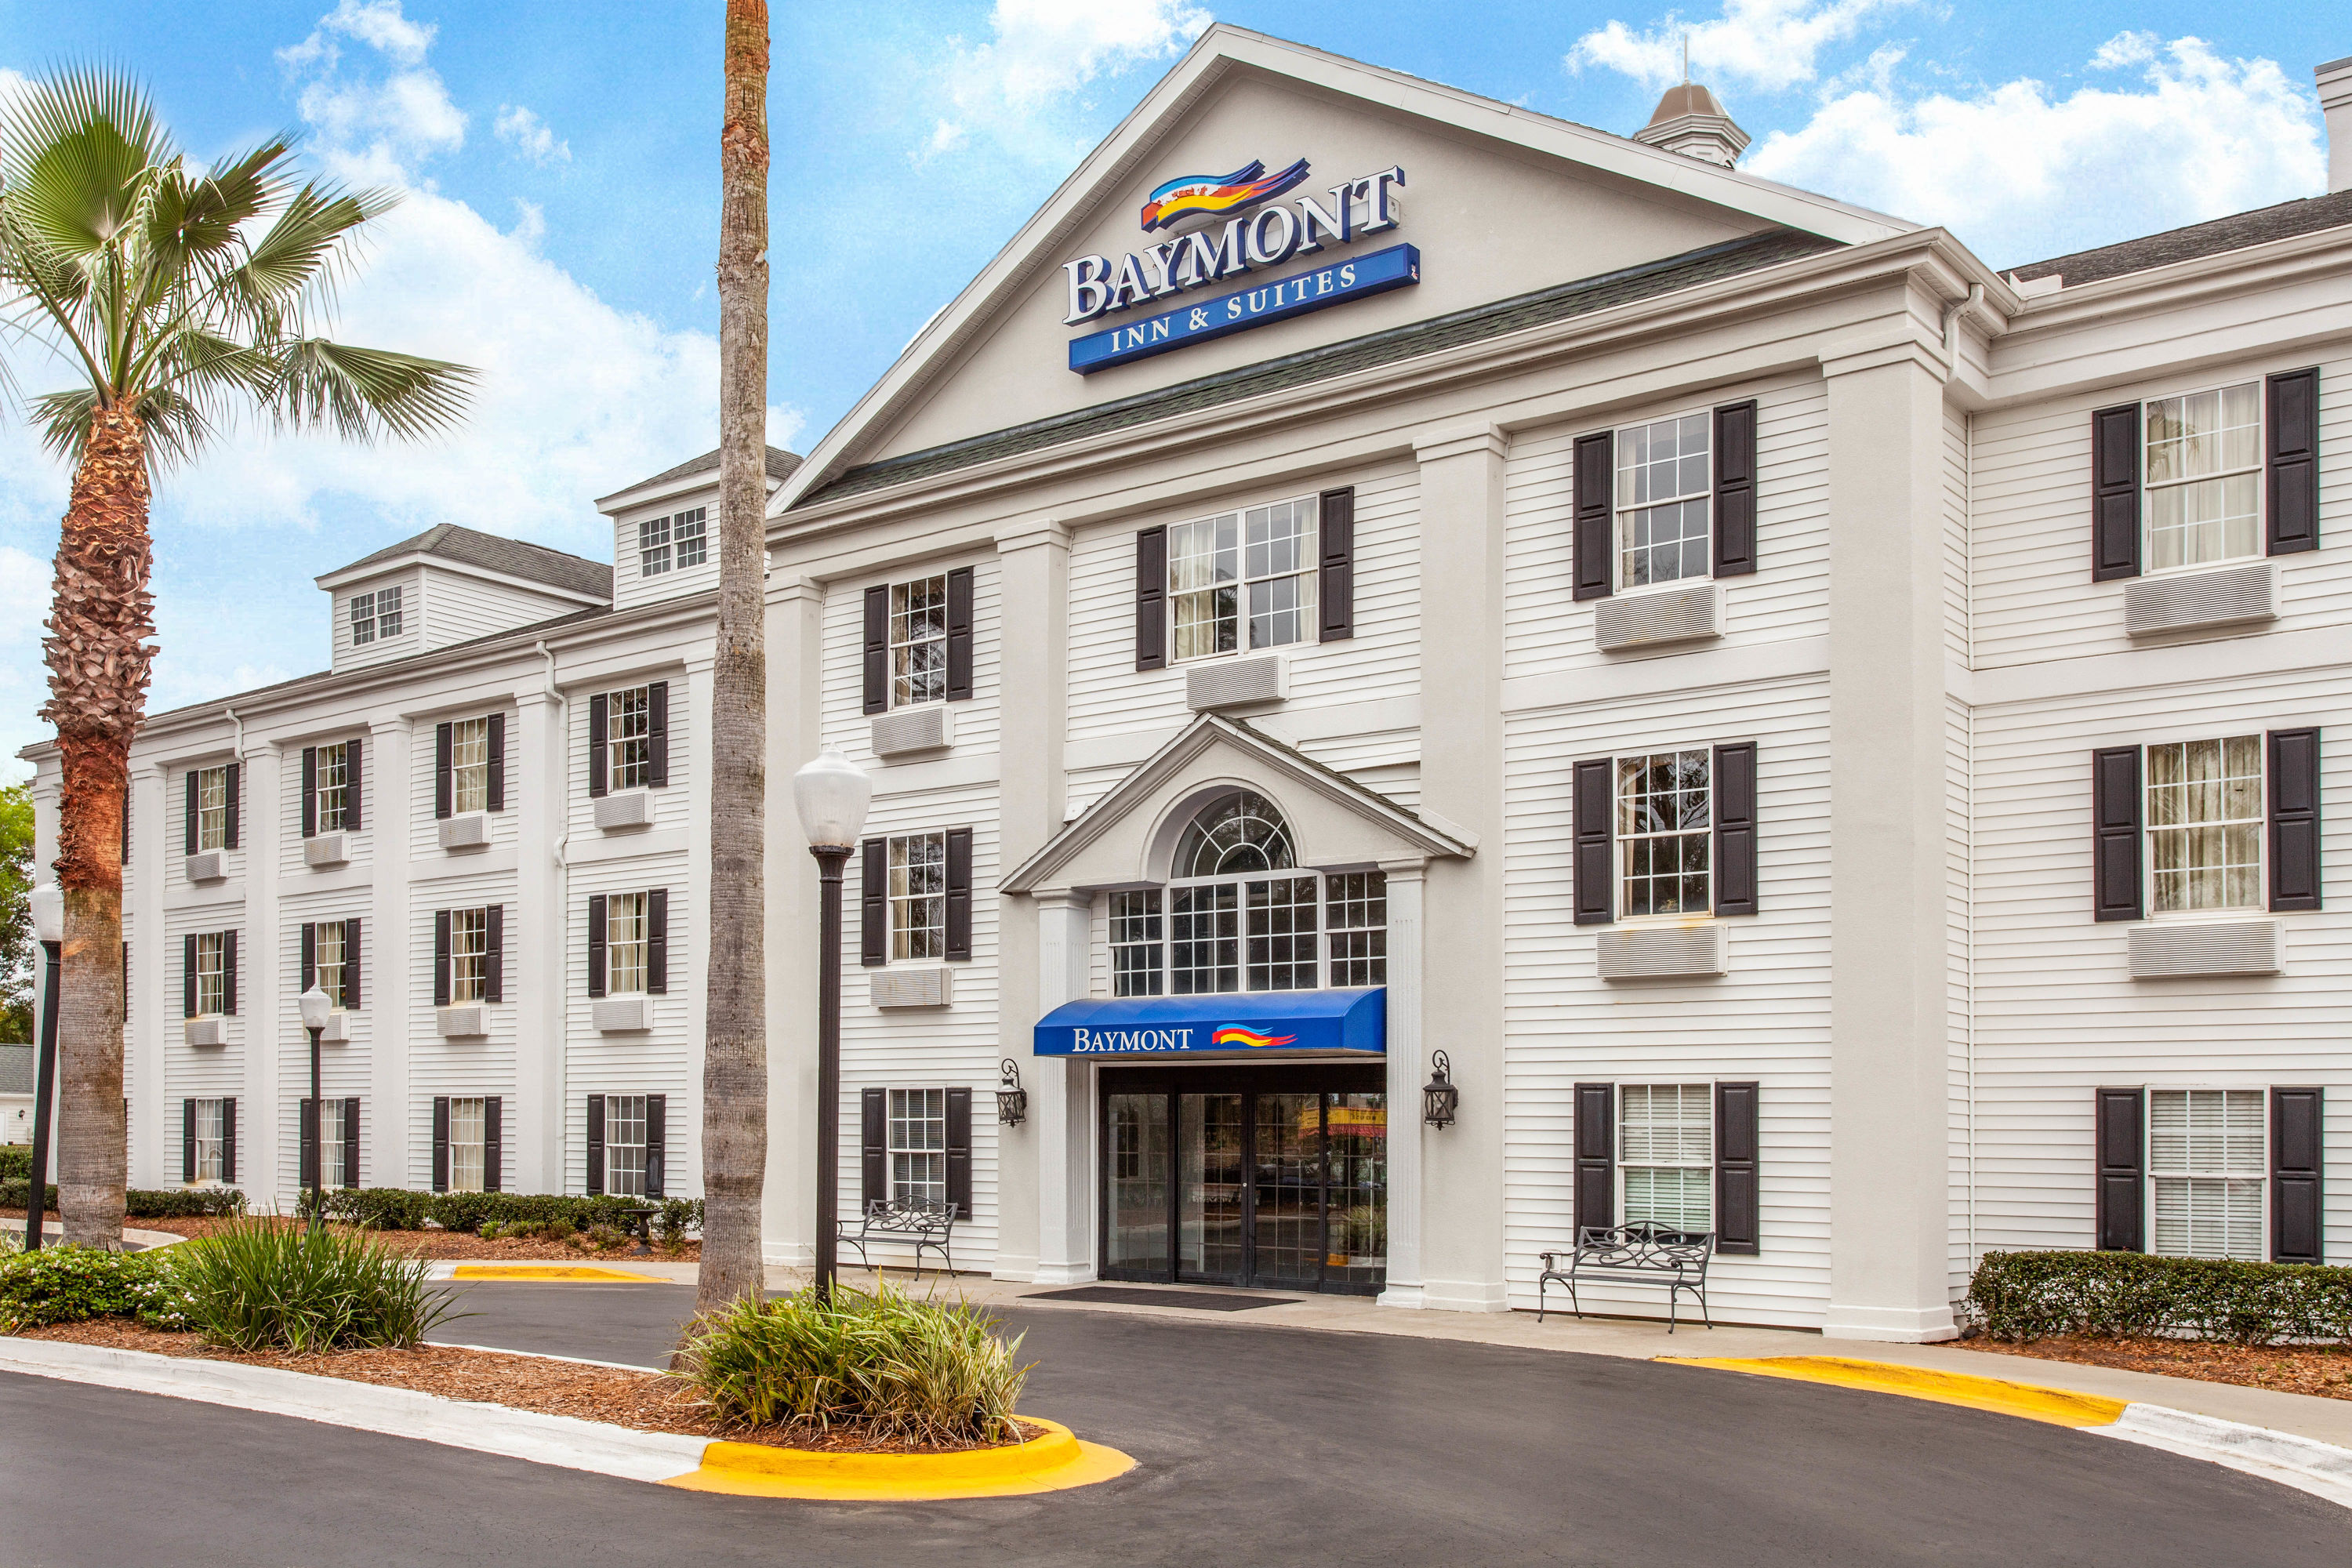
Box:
314 552 610 606
1001 712 1474 894
775 23 1915 512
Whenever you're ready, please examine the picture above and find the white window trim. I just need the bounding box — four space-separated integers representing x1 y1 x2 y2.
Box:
1112 867 1388 998
449 907 490 1005
604 1092 650 1199
2145 1085 2269 1261
671 507 707 569
193 1098 227 1183
638 514 673 579
1612 408 1715 599
314 741 350 835
608 684 653 793
888 574 949 710
1616 1080 1717 1235
448 1096 488 1193
195 765 230 853
606 891 651 997
194 931 227 1018
2139 376 2264 579
315 920 350 1012
2141 733 2266 924
887 833 947 963
1611 746 1715 927
1165 492 1321 666
450 717 492 817
887 1086 949 1207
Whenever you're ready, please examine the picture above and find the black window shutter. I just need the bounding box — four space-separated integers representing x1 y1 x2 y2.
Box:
946 567 975 702
223 763 240 849
345 737 363 829
1573 758 1614 926
945 829 973 962
1711 401 1759 576
2091 403 2142 582
1574 1082 1615 1235
182 1098 196 1182
432 911 452 1007
1714 1080 1761 1254
220 1098 236 1184
120 788 129 865
945 1086 972 1218
2271 1086 2324 1265
1573 430 1614 601
2092 746 2143 922
2267 728 2321 913
1134 527 1168 670
432 1096 451 1192
484 1098 503 1192
183 769 198 855
1712 742 1759 917
587 895 608 998
863 584 891 713
485 905 505 1004
345 919 362 1010
434 721 453 819
301 748 318 837
586 1094 606 1195
182 933 198 1018
648 681 670 787
299 1096 318 1189
645 1094 666 1199
1318 486 1356 641
222 931 238 1016
2095 1087 2145 1251
647 889 669 995
2266 367 2320 556
589 695 608 798
861 838 887 967
299 923 318 993
487 713 506 811
862 1087 888 1210
343 1098 361 1189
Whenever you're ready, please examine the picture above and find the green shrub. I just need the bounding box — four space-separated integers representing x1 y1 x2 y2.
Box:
126 1188 247 1219
675 1284 1031 1445
0 1145 31 1181
0 1244 185 1332
656 1197 703 1245
1968 1250 2352 1345
299 1187 436 1230
168 1219 466 1352
2 1178 58 1212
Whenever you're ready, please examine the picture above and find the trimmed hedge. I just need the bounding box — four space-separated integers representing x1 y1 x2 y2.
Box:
296 1188 702 1243
0 1245 187 1332
2 1179 57 1213
2 1183 246 1219
1968 1249 2352 1345
0 1145 31 1181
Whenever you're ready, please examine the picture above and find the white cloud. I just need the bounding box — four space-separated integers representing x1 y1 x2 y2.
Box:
1570 0 1914 93
278 0 437 71
494 103 571 165
281 0 463 169
913 118 970 167
925 0 1210 162
2091 30 2160 71
1742 35 2325 266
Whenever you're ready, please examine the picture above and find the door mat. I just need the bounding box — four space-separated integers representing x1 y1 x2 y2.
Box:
1025 1286 1297 1312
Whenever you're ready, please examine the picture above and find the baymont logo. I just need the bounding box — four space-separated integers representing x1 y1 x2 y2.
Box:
1139 158 1311 232
1212 1026 1298 1049
1069 1025 1196 1053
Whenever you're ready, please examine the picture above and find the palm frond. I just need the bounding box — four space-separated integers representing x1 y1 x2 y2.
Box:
139 140 296 287
0 66 172 263
227 180 388 318
264 338 475 443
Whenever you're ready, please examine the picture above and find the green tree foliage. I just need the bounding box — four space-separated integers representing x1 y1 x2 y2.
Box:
0 782 31 1044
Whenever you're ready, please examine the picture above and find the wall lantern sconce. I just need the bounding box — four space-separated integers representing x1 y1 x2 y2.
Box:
996 1059 1029 1127
1422 1051 1458 1129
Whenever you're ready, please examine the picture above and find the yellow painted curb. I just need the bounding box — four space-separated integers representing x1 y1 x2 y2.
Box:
660 1417 1138 1500
448 1265 673 1283
1657 1356 2129 1428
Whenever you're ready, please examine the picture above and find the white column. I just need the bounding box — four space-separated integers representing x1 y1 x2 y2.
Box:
1031 890 1094 1284
510 686 564 1194
242 743 283 1205
369 719 412 1190
1377 858 1426 1308
131 761 169 1188
679 651 717 1200
763 573 825 1268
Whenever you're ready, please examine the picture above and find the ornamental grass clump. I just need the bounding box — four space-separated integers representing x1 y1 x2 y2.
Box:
676 1284 1032 1446
169 1218 466 1353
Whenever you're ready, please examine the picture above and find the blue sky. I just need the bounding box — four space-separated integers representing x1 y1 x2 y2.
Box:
0 0 2340 775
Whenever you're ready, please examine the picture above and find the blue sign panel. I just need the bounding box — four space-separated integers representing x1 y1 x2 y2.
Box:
1033 989 1386 1056
1067 245 1420 375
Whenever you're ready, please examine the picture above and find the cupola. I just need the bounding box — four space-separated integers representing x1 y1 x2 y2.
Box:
1633 81 1751 169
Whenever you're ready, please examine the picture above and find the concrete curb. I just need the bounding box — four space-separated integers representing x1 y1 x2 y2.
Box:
0 1336 707 1485
2100 1403 2352 1512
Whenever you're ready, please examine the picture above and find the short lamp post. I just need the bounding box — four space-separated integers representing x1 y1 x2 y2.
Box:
995 1059 1029 1127
23 884 63 1253
790 749 871 1300
1421 1050 1458 1130
299 985 331 1235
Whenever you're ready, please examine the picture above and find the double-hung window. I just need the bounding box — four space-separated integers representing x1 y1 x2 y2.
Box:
1110 891 1164 997
2145 736 2263 916
891 575 949 706
348 586 402 645
193 1098 227 1181
448 909 489 1004
639 514 673 577
313 742 350 833
890 834 946 960
1168 496 1317 662
605 892 650 995
605 1094 650 1196
2149 1089 2264 1260
450 718 491 815
888 1087 948 1206
609 686 652 791
315 920 350 1011
2144 383 2260 572
194 932 227 1017
318 1098 348 1189
1621 1083 1713 1233
1326 873 1388 986
194 765 230 851
1617 750 1711 916
1617 414 1711 590
448 1097 487 1192
671 507 706 568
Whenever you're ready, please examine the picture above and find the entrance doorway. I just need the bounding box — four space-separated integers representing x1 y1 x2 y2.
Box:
1102 1063 1386 1295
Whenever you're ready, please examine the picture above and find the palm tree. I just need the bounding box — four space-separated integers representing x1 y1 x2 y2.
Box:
2 68 472 1247
699 0 771 1312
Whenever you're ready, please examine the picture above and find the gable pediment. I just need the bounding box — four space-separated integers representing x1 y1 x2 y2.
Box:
1003 714 1473 895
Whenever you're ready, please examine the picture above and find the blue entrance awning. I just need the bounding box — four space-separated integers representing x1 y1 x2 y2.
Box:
1033 989 1385 1057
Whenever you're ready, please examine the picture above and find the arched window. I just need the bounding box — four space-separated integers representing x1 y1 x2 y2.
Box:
1172 791 1295 877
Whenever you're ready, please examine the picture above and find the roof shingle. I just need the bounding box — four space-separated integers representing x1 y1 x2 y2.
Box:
2009 189 2352 289
331 524 613 600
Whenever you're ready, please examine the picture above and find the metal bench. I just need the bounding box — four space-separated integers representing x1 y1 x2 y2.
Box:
1537 1223 1715 1333
839 1196 960 1276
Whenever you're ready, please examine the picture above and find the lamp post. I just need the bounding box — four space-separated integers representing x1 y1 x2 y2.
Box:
23 885 63 1253
790 749 871 1299
299 985 330 1235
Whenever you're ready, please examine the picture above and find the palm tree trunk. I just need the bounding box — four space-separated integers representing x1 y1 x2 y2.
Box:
42 405 156 1250
699 0 771 1313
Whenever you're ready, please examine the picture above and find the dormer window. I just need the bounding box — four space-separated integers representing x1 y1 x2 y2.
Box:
349 586 403 645
638 507 707 578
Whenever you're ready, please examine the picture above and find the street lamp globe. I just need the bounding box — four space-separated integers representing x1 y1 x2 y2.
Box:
792 749 872 850
299 984 332 1033
30 883 64 945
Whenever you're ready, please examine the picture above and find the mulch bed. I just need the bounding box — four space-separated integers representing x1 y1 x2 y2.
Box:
1958 1334 2352 1402
13 1319 1037 1454
5 1210 696 1262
